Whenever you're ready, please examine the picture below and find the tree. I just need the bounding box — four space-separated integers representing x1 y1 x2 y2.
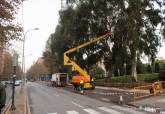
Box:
65 0 165 82
1 52 12 80
43 25 68 73
0 0 22 77
89 66 105 79
0 51 22 80
0 0 22 43
155 62 160 73
137 59 146 74
27 58 49 80
44 0 165 82
147 64 152 73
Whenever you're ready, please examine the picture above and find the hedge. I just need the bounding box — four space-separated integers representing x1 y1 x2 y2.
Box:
95 73 159 83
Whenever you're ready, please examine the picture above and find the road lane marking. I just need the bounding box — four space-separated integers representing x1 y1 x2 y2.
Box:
84 108 101 114
48 113 57 114
53 93 59 97
72 101 84 108
98 107 123 114
100 98 110 102
111 106 145 114
67 110 80 114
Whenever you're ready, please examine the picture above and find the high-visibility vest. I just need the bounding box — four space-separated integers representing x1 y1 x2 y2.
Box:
80 80 84 85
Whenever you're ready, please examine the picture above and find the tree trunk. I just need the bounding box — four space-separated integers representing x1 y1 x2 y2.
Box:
131 51 137 82
0 45 4 78
107 67 113 81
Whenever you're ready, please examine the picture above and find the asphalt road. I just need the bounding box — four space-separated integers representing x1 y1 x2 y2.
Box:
27 82 149 114
64 85 134 104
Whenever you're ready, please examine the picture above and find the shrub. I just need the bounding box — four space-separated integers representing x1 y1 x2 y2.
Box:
96 73 159 83
159 70 165 81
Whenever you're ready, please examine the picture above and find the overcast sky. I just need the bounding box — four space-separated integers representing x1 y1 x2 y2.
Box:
14 0 165 71
14 0 61 70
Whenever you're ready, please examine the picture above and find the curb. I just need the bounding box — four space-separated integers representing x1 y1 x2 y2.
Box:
126 102 139 108
2 101 11 114
2 84 30 114
26 85 31 114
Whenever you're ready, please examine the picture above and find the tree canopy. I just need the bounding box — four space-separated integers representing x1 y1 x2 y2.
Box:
0 0 22 45
44 0 165 82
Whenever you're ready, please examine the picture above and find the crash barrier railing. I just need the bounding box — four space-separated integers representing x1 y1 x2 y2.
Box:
134 85 154 100
152 81 165 96
133 81 165 100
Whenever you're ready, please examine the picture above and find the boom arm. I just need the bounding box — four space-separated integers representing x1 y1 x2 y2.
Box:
64 32 112 78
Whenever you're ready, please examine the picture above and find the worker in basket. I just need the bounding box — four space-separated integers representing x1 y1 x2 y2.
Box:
79 80 84 94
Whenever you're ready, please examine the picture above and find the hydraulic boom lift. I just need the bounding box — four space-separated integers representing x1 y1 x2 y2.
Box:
64 32 112 89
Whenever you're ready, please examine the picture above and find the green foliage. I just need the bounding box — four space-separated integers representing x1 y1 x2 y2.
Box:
44 0 165 81
0 0 22 44
155 62 160 73
155 59 165 71
43 25 65 73
159 70 165 81
101 73 159 83
137 61 146 74
147 64 152 73
89 66 105 79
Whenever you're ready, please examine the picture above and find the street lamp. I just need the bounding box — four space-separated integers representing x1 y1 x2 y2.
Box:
22 28 39 83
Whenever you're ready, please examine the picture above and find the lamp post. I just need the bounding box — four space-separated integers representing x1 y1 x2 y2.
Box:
22 28 39 83
11 51 18 110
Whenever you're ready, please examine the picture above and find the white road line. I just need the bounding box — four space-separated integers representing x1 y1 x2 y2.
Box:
48 113 57 114
72 101 84 108
100 98 110 102
111 106 145 114
98 107 124 114
53 94 59 97
84 108 101 114
67 110 80 114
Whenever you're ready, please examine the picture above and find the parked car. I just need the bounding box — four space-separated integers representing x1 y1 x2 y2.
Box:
9 80 21 86
14 80 21 86
1 81 7 87
5 80 11 84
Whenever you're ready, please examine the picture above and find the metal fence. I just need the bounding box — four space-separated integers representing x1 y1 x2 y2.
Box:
133 81 165 100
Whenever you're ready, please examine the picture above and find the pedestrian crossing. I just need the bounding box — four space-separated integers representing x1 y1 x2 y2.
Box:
84 108 101 114
98 107 123 114
48 106 147 114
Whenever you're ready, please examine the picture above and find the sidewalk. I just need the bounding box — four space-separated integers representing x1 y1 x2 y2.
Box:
4 84 28 114
129 95 165 113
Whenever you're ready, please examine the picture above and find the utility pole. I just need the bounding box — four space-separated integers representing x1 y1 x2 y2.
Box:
11 52 18 110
